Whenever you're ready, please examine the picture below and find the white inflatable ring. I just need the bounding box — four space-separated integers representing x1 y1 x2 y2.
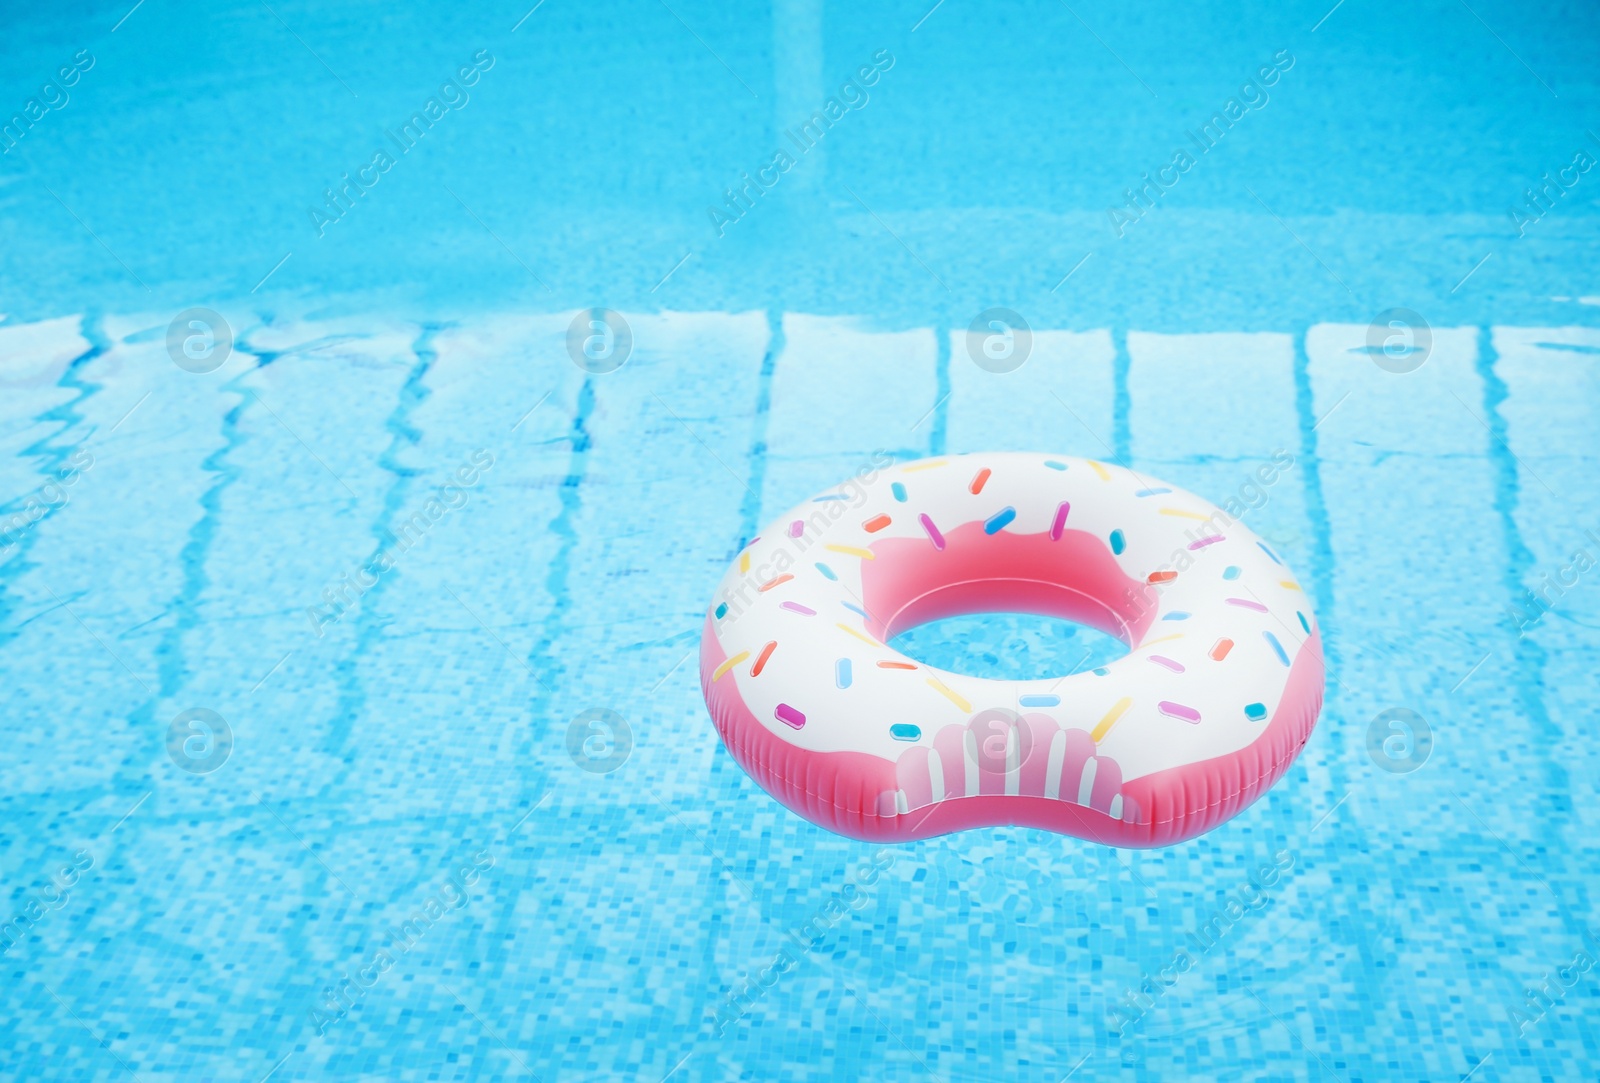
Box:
698 453 1325 847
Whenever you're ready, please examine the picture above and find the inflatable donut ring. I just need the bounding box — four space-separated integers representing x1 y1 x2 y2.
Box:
698 453 1325 848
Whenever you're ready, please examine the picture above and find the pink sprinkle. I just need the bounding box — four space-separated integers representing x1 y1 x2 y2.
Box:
1050 501 1070 541
780 601 816 616
919 513 946 551
788 520 805 538
1149 655 1185 673
1157 701 1201 723
1187 535 1224 550
774 703 806 729
1226 598 1268 612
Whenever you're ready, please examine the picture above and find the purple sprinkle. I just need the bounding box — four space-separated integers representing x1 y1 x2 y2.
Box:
780 601 816 616
919 513 946 551
1226 597 1269 613
775 703 806 729
1187 535 1225 550
1157 700 1201 724
788 520 805 538
1149 655 1185 673
1050 501 1070 540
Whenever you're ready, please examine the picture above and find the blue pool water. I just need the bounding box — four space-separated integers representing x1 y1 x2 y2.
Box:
3 1 1599 1080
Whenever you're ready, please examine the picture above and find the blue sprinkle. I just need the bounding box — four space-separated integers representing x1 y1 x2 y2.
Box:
842 602 868 618
815 562 838 581
1134 487 1171 497
1263 630 1290 666
812 494 849 502
1093 667 1110 676
714 602 728 619
1163 611 1190 621
1244 702 1268 722
891 481 907 502
836 659 852 688
1110 529 1126 555
1297 611 1311 634
1019 694 1060 707
889 723 921 742
984 507 1017 534
1223 565 1241 580
1257 541 1282 565
1043 460 1068 471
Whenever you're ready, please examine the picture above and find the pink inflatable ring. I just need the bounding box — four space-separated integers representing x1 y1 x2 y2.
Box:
699 453 1324 847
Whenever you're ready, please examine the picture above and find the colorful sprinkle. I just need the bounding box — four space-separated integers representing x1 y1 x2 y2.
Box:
1147 570 1177 584
1210 638 1234 661
984 507 1017 534
1050 502 1070 540
812 494 849 502
825 544 875 560
969 467 992 494
1187 535 1225 550
1163 611 1190 621
1134 487 1171 497
841 602 869 618
1223 565 1241 580
1019 694 1060 707
1257 541 1283 565
926 677 972 713
738 551 750 574
1092 667 1110 676
1043 460 1068 471
712 652 750 681
1226 597 1268 612
1088 460 1110 480
919 513 946 551
837 623 879 647
863 513 892 533
1149 655 1185 673
1244 702 1268 721
780 601 816 616
1263 630 1290 666
714 602 728 619
889 723 921 741
774 703 806 729
788 519 805 538
1110 529 1126 554
758 574 794 592
1160 507 1211 520
891 481 907 502
1297 611 1311 633
836 659 852 688
1091 697 1132 742
750 641 778 676
1142 633 1183 647
877 660 917 670
1158 700 1201 724
903 460 947 472
815 562 838 581
1280 580 1303 591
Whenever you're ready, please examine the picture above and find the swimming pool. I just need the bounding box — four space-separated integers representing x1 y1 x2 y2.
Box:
2 1 1598 1080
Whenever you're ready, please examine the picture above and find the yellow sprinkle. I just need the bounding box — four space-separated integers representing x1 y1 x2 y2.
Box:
1091 697 1133 743
902 460 947 472
738 552 750 574
836 623 880 647
1159 507 1211 521
1280 580 1302 591
1088 460 1110 480
926 677 972 713
712 652 750 681
825 544 875 560
1140 633 1184 647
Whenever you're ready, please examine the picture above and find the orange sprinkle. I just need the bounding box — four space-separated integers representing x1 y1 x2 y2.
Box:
876 661 917 670
1210 638 1234 661
1148 570 1177 583
969 467 992 494
750 640 778 676
863 514 892 533
757 574 793 592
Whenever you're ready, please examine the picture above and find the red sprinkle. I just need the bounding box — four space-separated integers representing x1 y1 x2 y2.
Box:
876 661 917 670
758 574 794 592
750 641 778 676
863 514 892 533
969 468 991 494
1210 638 1234 661
1148 570 1177 583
